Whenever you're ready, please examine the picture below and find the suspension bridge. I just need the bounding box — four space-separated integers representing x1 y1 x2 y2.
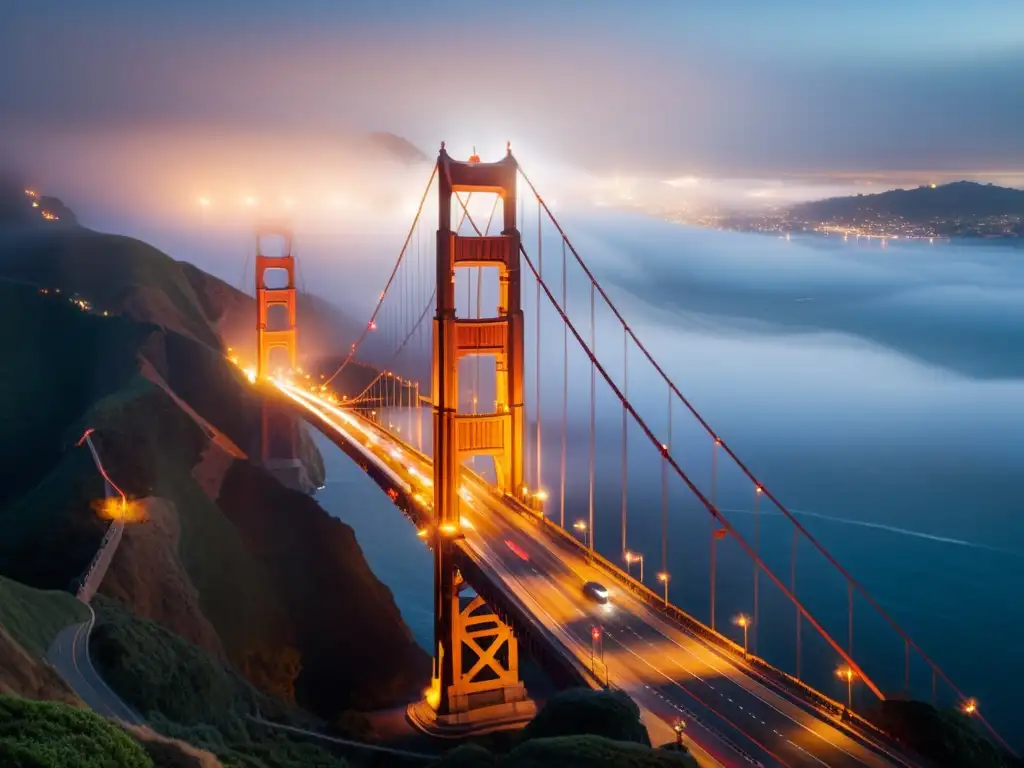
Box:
242 144 1010 768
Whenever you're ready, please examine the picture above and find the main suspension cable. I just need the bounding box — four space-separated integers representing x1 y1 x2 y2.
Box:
323 164 437 387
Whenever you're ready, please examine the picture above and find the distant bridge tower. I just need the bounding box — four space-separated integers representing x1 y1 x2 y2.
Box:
423 143 533 730
255 224 298 381
254 223 313 493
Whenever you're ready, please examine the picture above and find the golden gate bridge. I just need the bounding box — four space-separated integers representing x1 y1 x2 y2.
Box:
242 143 1011 767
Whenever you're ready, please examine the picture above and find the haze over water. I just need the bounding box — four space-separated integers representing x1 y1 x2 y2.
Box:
316 213 1024 742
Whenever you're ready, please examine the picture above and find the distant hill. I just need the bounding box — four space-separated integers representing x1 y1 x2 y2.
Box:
365 131 429 165
791 181 1024 222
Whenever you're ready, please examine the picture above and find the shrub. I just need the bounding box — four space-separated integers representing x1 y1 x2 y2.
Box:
0 694 153 768
521 688 651 746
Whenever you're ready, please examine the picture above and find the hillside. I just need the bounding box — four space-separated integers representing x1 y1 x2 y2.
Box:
0 576 85 705
0 219 429 729
791 181 1024 222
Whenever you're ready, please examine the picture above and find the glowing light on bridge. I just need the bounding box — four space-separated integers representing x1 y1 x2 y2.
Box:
734 614 752 656
961 698 978 716
656 571 670 605
572 519 590 547
624 550 644 582
835 665 856 710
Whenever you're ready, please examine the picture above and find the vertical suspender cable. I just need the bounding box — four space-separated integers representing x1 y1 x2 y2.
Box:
849 582 854 658
792 526 801 679
536 198 542 497
622 329 628 558
588 280 596 554
660 387 670 587
711 438 719 631
416 381 423 453
560 239 568 530
754 484 761 654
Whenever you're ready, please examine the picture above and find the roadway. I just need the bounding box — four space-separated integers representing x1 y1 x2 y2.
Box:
279 383 912 768
46 606 144 725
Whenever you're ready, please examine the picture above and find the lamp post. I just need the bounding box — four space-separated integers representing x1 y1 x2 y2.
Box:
734 614 751 657
533 489 548 514
625 550 644 582
835 665 855 711
673 719 686 747
657 572 670 606
590 625 602 675
573 520 590 548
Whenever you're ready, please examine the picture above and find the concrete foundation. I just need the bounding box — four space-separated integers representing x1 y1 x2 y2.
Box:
406 690 536 738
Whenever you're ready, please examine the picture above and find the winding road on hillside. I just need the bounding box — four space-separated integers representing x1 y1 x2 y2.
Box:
46 606 143 725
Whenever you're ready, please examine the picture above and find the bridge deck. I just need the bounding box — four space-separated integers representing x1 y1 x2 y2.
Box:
271 382 916 768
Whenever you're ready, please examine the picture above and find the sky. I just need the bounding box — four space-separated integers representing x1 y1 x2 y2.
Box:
2 0 1023 237
3 0 1023 174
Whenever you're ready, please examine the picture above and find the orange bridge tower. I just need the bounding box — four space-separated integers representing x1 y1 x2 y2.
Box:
254 224 314 494
417 144 534 732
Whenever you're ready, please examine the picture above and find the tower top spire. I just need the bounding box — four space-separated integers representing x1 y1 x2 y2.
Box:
468 146 481 163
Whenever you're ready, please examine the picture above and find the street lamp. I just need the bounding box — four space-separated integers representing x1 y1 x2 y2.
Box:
657 572 670 606
835 665 855 711
573 520 590 548
734 614 751 656
624 550 644 582
961 698 978 716
673 719 686 747
529 488 548 514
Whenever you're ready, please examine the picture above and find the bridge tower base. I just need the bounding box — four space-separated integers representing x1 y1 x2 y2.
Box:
408 591 536 737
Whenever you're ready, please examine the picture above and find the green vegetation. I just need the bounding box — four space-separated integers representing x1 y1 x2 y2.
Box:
521 688 651 746
504 735 696 767
90 596 270 738
90 598 350 768
0 575 87 657
867 700 1022 768
0 695 153 768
